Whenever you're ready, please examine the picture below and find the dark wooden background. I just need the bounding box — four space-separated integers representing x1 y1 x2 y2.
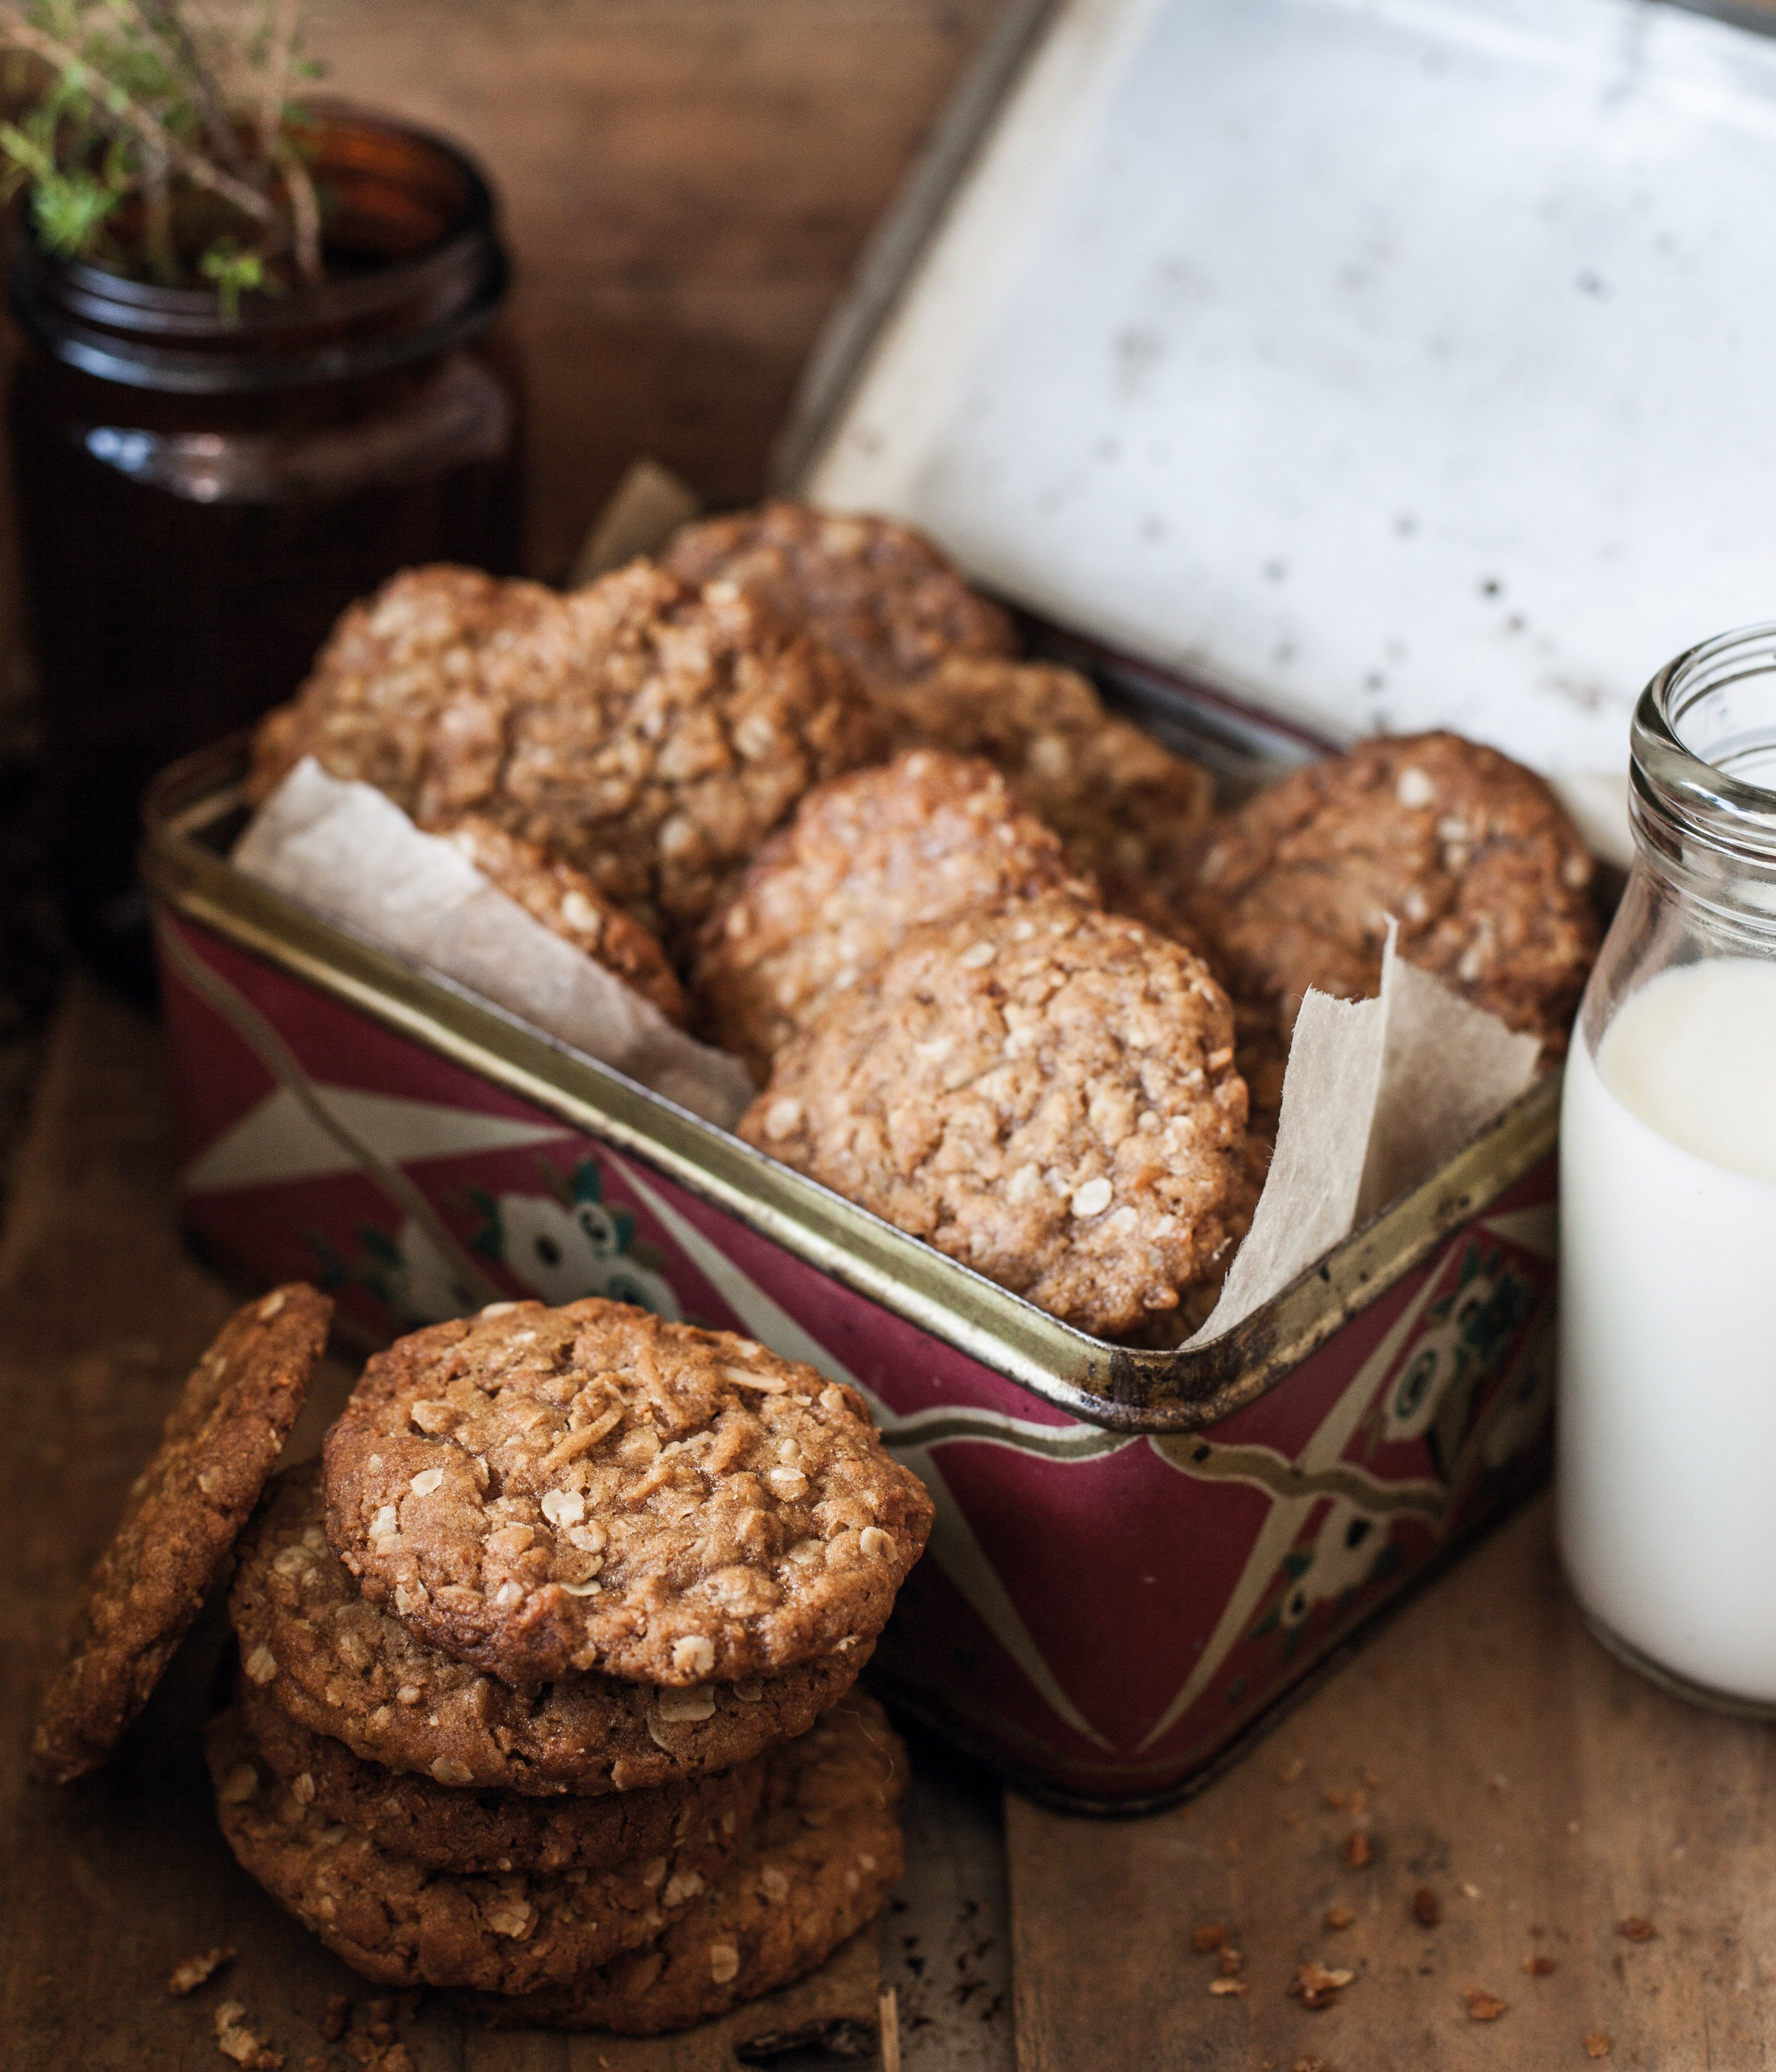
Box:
306 0 1004 577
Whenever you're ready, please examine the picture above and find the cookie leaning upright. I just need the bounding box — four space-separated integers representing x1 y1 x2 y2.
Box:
877 656 1217 912
693 748 1094 1080
322 1299 934 1688
1174 730 1600 1064
741 894 1256 1339
32 1284 331 1786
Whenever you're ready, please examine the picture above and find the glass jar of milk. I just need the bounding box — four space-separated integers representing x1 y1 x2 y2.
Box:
1559 624 1776 1711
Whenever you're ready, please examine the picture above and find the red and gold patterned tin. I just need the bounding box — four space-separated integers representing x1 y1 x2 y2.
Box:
145 730 1557 1809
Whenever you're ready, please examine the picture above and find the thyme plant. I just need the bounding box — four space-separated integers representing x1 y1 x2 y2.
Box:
0 1 324 309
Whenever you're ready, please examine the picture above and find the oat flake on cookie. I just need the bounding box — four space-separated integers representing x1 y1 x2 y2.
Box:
321 1298 934 1688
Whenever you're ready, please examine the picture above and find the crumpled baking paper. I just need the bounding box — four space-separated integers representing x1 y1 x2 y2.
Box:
1188 927 1541 1346
233 759 756 1129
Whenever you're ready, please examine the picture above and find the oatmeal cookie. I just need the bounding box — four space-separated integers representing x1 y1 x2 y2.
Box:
456 1695 905 2034
322 1299 933 1688
429 812 686 1024
880 657 1216 906
252 560 881 954
232 1466 868 1796
741 895 1255 1337
208 1708 747 1991
32 1285 330 1787
247 566 557 809
1177 731 1599 1064
237 1675 765 1877
693 749 1093 1078
661 501 1018 692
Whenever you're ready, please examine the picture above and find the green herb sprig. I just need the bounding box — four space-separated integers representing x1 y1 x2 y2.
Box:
0 2 324 303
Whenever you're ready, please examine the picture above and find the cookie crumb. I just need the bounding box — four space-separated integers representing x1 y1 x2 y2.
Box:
169 1948 235 1996
1342 1830 1372 1869
1277 1756 1305 1784
319 1996 350 2041
1218 1947 1244 1978
214 2001 283 2069
1209 1977 1247 1998
1616 1916 1656 1942
1464 1988 1509 2022
1460 1881 1482 1900
1289 1963 1354 2010
1585 2030 1612 2059
1193 1922 1228 1953
1523 1954 1556 1977
1413 1887 1441 1927
1324 1906 1355 1931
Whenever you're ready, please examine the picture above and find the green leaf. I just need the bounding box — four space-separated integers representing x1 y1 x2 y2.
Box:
30 168 117 255
200 239 265 322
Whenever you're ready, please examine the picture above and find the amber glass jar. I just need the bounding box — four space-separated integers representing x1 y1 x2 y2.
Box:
8 105 523 988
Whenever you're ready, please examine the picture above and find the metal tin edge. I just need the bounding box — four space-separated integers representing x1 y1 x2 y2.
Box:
142 745 1557 1435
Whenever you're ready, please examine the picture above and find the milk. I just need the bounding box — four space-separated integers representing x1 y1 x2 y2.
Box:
1557 958 1776 1703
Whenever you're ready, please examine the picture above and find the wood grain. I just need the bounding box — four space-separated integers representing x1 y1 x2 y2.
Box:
305 0 1003 577
0 978 882 2069
1007 1492 1776 2070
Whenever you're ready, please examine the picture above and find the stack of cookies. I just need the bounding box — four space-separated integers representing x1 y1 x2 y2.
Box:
34 1288 933 2039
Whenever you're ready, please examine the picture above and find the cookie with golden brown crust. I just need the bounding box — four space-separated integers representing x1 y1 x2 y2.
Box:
477 564 883 953
232 1466 870 1797
661 501 1019 692
428 812 687 1025
742 895 1255 1338
322 1299 933 1688
1176 731 1599 1067
237 1675 765 1877
247 566 558 810
455 1695 906 2035
693 749 1095 1080
251 560 882 956
32 1284 330 1787
880 657 1216 907
208 1706 751 1992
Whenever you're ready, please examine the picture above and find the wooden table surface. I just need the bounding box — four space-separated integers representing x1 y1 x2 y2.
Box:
11 993 1776 2072
11 5 1776 2067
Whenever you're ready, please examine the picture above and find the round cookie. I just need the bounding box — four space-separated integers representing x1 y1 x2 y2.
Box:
33 1284 330 1787
322 1299 934 1688
1176 730 1599 1065
879 656 1216 910
455 1695 906 2034
252 559 882 955
661 500 1019 692
693 749 1095 1079
237 1674 766 1876
247 566 558 810
232 1466 869 1795
428 812 687 1025
208 1708 747 1991
741 894 1256 1338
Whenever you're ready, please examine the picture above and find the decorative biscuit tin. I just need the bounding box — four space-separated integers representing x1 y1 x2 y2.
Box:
146 724 1556 1809
137 0 1776 1805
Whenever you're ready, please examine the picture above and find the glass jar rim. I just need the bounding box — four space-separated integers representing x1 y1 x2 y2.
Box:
1633 623 1776 873
7 100 507 393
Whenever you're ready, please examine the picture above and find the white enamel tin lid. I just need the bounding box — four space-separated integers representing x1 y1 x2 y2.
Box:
796 0 1776 858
